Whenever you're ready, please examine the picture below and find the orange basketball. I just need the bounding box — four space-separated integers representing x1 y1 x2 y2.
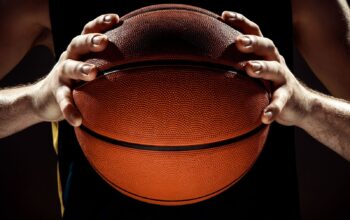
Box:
73 4 270 206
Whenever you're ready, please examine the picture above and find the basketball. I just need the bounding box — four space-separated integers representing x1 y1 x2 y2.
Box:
73 4 270 205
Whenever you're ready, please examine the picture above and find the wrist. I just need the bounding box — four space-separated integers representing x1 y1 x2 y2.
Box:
0 83 43 137
296 87 322 130
30 79 46 122
31 76 63 122
25 82 45 124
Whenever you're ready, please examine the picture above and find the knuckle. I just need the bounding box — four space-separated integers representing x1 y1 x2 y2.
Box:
237 13 245 21
250 22 260 31
279 55 286 63
56 87 66 101
59 97 68 108
83 22 94 32
83 24 90 31
66 44 73 54
59 60 69 74
58 100 66 112
59 51 68 61
67 36 80 52
285 85 293 96
61 101 72 113
277 63 285 76
70 35 80 45
115 14 120 21
270 104 282 114
273 47 281 58
259 61 266 72
58 86 71 99
258 61 269 73
268 38 276 47
271 61 281 72
249 35 257 45
272 91 282 100
271 60 280 66
256 61 268 74
275 106 282 114
266 39 276 51
61 59 71 70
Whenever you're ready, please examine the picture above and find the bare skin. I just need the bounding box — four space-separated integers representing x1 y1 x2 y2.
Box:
222 11 350 160
0 0 350 160
0 11 120 135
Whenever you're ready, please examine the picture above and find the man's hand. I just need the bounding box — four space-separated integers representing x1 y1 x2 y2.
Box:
0 13 120 138
33 14 119 127
236 35 311 127
222 11 309 127
222 11 350 160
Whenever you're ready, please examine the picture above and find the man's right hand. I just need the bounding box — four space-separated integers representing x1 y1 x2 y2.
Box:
33 14 119 127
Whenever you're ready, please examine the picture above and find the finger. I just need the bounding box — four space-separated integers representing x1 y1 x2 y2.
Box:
55 85 82 127
66 33 108 59
244 60 286 86
60 59 97 81
235 35 281 61
82 14 119 34
221 11 262 36
262 86 291 124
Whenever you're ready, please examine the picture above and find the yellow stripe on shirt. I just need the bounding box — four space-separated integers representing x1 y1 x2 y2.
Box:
51 122 64 217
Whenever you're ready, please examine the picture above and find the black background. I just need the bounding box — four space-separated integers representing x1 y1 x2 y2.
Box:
1 4 350 220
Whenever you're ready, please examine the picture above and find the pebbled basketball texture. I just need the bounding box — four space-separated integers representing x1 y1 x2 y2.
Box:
73 4 270 206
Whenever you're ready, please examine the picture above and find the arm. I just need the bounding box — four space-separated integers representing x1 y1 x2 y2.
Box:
292 0 350 100
222 12 350 160
0 85 42 138
0 13 119 138
300 91 350 160
0 0 51 137
236 33 350 161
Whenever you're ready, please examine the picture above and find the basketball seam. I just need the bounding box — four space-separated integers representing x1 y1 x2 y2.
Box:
78 124 267 151
75 62 268 92
98 60 241 77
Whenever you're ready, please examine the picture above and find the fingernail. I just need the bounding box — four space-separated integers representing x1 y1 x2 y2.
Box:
236 14 243 20
81 64 93 74
104 15 112 23
227 11 237 19
250 62 262 73
71 113 82 127
264 110 273 119
92 35 104 45
240 36 252 46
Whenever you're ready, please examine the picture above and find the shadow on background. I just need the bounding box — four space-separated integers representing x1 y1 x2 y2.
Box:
0 45 349 220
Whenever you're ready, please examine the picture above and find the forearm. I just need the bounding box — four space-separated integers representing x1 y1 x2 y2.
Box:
0 84 42 138
299 89 350 160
